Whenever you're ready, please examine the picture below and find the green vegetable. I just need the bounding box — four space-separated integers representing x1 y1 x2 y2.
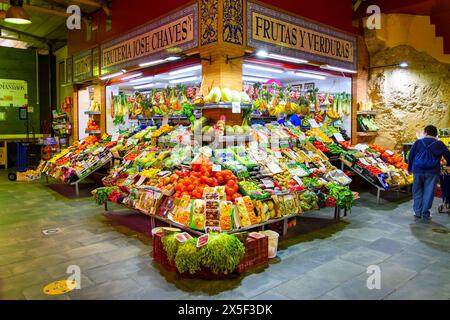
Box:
175 238 203 274
92 187 117 205
326 182 354 210
201 233 245 274
162 233 179 262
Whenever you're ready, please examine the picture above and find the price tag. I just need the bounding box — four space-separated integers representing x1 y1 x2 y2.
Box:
196 234 209 248
368 157 377 164
261 179 274 188
232 102 241 114
205 226 221 234
385 150 394 156
293 175 303 185
162 116 169 126
308 119 319 128
135 175 146 186
378 163 388 171
359 158 370 166
274 151 283 159
267 163 283 174
111 133 119 142
333 133 345 142
175 232 192 243
212 164 222 172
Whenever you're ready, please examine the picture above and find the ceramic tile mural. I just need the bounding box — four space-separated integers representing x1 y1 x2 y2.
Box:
223 0 244 45
200 0 219 45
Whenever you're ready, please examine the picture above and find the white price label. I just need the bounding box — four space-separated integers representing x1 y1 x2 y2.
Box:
267 163 283 174
212 164 222 172
261 179 274 188
308 119 319 128
135 175 146 186
385 150 394 156
293 176 303 185
359 158 370 166
274 151 283 159
333 133 345 142
368 157 377 164
111 133 119 142
232 102 241 114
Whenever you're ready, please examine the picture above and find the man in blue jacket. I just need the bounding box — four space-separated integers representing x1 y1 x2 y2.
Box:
408 125 450 221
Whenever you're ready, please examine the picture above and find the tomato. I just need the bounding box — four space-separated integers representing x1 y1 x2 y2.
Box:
226 195 233 201
231 193 240 201
174 192 180 198
216 176 224 184
212 178 219 187
232 184 239 193
226 180 236 188
181 191 190 197
187 184 195 192
175 183 183 192
225 187 234 196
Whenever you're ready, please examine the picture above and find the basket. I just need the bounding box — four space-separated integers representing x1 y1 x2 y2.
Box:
152 232 177 272
236 235 269 273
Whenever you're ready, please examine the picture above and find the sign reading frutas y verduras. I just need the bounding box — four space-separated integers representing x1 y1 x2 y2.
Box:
100 3 198 75
73 49 93 83
0 79 28 107
247 1 357 71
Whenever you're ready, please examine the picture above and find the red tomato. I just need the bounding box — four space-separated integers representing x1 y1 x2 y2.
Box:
187 184 195 192
226 180 235 188
225 187 234 196
226 195 232 201
217 176 224 184
232 184 239 193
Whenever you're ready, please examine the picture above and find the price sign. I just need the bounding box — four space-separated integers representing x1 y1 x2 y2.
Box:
333 133 345 142
308 119 319 128
378 163 388 171
293 176 303 186
135 175 146 186
359 158 370 166
261 179 274 188
232 102 241 114
212 164 222 172
274 151 283 159
267 163 283 174
385 150 394 156
161 116 169 126
111 133 119 142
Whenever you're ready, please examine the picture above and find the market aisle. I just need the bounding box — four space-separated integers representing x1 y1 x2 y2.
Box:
0 172 449 300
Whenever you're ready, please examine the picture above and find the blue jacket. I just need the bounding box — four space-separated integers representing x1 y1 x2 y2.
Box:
408 137 450 174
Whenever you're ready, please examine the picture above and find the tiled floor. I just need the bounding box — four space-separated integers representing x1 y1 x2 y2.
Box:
0 171 449 300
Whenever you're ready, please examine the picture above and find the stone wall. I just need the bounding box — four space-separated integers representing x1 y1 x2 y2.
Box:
368 45 450 151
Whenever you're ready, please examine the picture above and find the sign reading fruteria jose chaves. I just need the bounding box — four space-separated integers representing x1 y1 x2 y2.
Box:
247 1 357 71
100 3 198 75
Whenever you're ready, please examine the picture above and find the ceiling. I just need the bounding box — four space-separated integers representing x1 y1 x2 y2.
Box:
0 0 104 50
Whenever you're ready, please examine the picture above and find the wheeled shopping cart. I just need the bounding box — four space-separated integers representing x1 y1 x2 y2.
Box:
438 167 450 214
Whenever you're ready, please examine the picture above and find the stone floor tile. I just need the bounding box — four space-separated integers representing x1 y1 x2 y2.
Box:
339 247 391 267
304 258 366 284
367 237 407 255
273 275 339 299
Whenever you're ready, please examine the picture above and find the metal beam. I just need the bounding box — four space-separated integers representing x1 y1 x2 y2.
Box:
0 24 65 43
71 0 102 8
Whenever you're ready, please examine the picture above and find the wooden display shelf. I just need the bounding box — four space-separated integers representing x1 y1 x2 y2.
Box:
357 131 378 136
357 111 378 115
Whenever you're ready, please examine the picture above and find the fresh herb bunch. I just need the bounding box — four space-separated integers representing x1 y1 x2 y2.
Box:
92 187 117 205
201 233 245 274
175 238 203 274
162 233 179 262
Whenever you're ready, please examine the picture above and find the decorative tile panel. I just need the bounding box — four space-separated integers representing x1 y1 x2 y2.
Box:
223 0 244 45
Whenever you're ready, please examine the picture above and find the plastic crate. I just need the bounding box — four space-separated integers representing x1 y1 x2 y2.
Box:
236 235 269 273
152 232 177 272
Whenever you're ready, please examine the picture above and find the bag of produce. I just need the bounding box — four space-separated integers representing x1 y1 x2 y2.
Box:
190 199 206 230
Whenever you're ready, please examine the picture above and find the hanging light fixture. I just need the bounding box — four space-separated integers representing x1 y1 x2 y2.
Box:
4 0 31 25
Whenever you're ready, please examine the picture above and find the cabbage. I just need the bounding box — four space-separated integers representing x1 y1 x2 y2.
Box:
225 125 234 135
231 90 241 103
241 92 250 103
233 125 244 135
241 125 251 133
209 87 222 103
221 88 232 102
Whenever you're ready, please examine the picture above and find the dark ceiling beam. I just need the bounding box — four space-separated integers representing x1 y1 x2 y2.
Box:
354 0 435 18
0 24 65 44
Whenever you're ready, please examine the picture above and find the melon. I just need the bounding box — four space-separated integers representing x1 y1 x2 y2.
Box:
221 88 232 102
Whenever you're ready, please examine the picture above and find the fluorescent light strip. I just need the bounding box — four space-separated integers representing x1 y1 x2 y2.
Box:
320 65 357 74
139 59 166 67
121 73 143 81
242 75 270 83
100 71 125 80
165 56 181 61
294 72 326 80
168 65 201 76
130 76 154 83
134 83 155 90
169 76 199 84
243 63 283 74
256 50 308 64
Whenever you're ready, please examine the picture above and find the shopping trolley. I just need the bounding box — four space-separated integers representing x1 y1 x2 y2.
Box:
7 142 27 181
438 166 450 214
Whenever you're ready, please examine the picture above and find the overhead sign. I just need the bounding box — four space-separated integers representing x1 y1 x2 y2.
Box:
73 49 93 83
100 3 198 75
0 79 28 107
247 1 357 71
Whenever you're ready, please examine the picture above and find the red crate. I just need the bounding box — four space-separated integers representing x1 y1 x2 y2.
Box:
236 235 269 273
152 232 177 272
